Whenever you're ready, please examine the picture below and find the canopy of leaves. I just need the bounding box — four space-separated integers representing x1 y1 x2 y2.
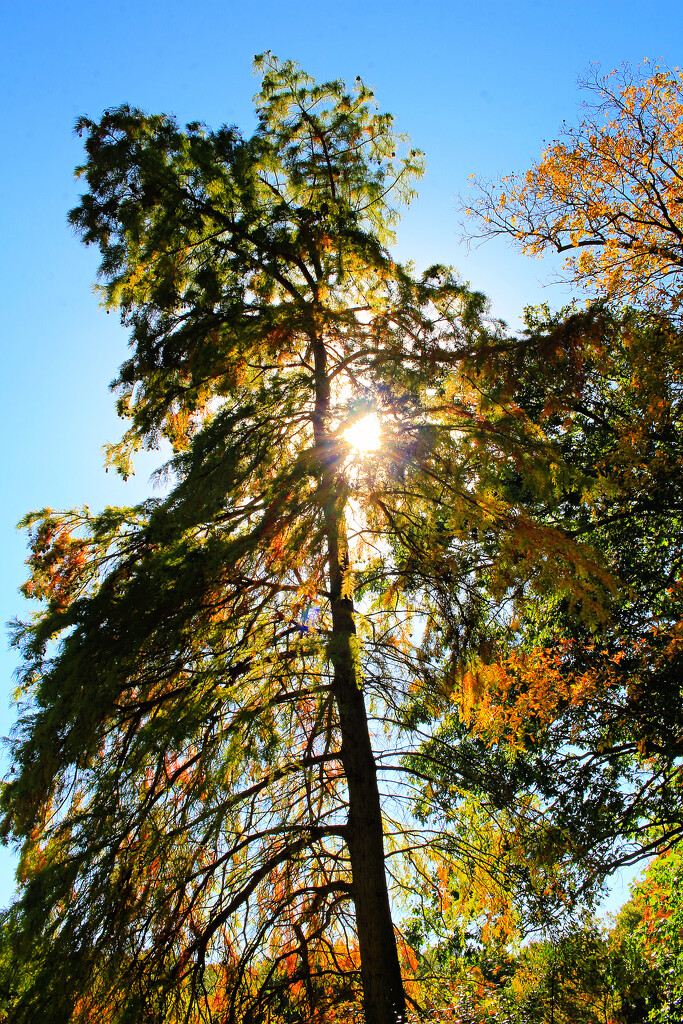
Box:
405 305 683 940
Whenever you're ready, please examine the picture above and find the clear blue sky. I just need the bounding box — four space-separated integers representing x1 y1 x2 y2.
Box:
0 0 677 912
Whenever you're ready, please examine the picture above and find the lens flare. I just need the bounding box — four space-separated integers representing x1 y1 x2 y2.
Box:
343 413 381 453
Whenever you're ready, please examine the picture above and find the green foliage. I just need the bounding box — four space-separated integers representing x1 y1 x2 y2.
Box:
477 847 683 1024
400 848 683 1024
68 52 426 475
627 844 683 1021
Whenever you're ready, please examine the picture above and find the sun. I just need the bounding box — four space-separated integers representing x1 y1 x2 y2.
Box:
343 413 381 453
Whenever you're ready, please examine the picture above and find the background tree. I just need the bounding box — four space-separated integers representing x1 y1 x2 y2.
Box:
625 841 683 1022
396 58 683 1017
483 844 683 1023
405 302 683 964
464 64 683 316
438 59 683 981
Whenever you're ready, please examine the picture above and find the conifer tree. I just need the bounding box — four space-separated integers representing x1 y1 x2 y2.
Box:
1 55 599 1024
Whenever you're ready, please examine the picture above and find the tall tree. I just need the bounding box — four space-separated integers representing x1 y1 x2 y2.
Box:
4 54 422 1024
464 64 683 316
3 55 581 1024
2 56 618 1024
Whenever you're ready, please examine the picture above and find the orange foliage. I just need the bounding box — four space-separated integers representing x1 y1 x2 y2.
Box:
22 515 89 610
460 643 621 747
466 64 683 314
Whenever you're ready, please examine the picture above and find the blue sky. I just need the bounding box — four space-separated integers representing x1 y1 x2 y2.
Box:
0 0 678 911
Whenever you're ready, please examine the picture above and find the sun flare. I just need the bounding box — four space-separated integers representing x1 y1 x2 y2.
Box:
343 413 381 453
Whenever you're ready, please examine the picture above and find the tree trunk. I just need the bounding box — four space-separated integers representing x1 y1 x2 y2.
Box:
313 334 406 1024
329 586 407 1024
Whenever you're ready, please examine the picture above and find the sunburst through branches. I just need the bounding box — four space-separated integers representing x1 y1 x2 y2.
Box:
343 413 382 454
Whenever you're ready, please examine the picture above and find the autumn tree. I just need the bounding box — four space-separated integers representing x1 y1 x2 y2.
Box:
435 59 683 956
465 64 683 315
390 301 683 1024
3 55 421 1024
2 55 597 1024
624 842 683 1021
407 302 683 950
473 844 683 1023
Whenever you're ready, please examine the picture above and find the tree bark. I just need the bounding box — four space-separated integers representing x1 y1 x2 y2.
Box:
313 334 406 1024
329 589 407 1024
